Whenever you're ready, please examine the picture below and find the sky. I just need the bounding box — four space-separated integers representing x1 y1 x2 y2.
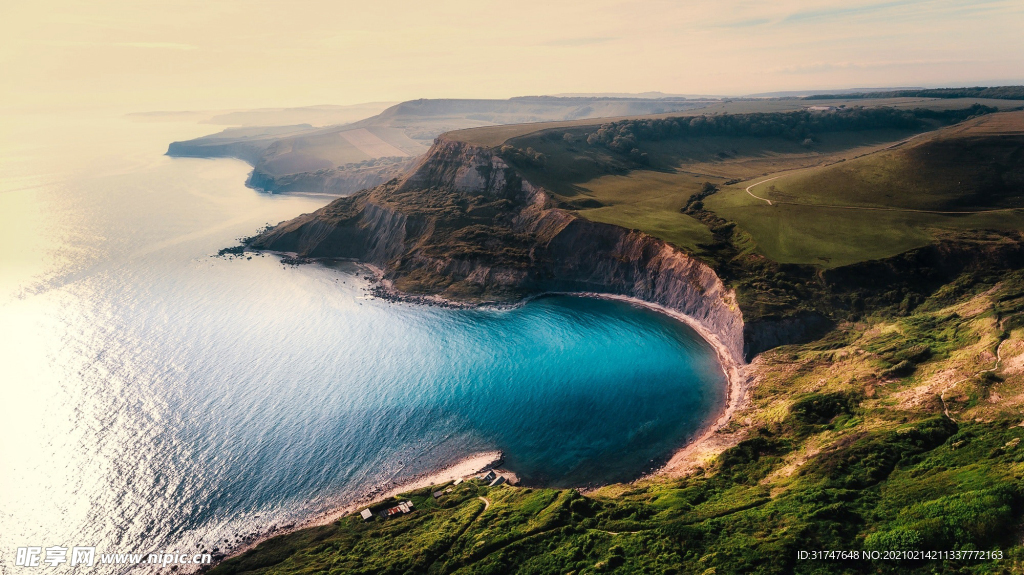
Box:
1 0 1023 112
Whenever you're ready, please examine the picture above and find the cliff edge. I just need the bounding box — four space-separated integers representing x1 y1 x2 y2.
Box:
251 137 748 364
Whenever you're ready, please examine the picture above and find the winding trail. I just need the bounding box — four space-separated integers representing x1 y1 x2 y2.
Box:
478 496 491 512
739 129 1023 215
745 177 780 205
742 175 1023 215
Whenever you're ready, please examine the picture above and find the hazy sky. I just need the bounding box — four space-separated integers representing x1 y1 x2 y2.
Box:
2 0 1022 112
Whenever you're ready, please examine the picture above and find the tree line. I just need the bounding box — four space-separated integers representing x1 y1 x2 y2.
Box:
805 86 1024 101
583 105 997 157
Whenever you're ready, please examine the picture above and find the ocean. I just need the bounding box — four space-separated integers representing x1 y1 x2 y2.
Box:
0 112 726 570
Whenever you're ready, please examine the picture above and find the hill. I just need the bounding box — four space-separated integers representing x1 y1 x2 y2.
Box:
704 111 1024 266
806 86 1024 101
203 95 1024 574
448 95 1024 147
481 104 1024 267
167 97 715 195
210 269 1024 575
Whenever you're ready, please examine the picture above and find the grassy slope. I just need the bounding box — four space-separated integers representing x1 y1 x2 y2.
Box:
516 127 935 256
215 103 1024 574
450 97 1024 147
490 109 1024 268
705 112 1024 267
211 271 1024 575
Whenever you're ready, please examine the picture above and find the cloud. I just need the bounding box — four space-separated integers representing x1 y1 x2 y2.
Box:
540 36 616 47
777 0 1018 24
780 0 921 23
112 42 198 50
773 58 983 74
713 17 771 29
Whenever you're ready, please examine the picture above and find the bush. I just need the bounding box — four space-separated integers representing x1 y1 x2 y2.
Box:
790 392 857 425
882 360 916 378
863 528 923 551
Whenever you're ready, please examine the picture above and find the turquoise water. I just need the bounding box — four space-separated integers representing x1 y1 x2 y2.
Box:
0 114 725 567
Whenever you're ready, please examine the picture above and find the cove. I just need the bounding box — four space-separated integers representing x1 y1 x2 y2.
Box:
0 113 726 560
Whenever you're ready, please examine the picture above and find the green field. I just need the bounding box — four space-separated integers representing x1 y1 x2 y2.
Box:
486 108 1024 267
702 112 1024 266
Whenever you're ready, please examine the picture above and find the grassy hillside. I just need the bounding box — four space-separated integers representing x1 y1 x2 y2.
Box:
210 269 1024 575
483 107 1024 268
450 96 1024 147
216 98 1024 574
705 112 1024 266
743 119 1024 211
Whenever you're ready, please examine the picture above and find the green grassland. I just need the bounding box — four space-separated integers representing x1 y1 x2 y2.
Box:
705 195 1024 268
514 127 937 256
733 111 1024 212
488 107 1024 268
210 271 1024 575
704 111 1024 266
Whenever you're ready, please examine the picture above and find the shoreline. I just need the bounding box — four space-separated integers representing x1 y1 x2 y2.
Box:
317 257 750 478
360 264 750 480
552 292 750 481
218 450 504 564
218 254 749 567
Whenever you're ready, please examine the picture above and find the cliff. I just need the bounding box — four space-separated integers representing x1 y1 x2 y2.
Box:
251 138 750 364
245 158 418 195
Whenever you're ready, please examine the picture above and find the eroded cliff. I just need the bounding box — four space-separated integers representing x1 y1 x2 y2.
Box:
251 137 750 363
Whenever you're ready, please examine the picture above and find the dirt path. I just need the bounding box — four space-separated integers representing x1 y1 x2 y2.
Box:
745 177 780 205
741 127 1019 214
478 496 491 512
740 130 929 207
743 174 1022 215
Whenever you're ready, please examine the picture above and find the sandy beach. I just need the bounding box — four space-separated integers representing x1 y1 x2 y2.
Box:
221 450 503 562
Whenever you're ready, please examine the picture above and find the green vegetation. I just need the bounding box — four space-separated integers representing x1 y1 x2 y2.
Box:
493 109 1024 268
807 86 1024 101
231 98 1024 574
703 112 1024 266
583 106 995 156
744 132 1024 212
210 271 1024 574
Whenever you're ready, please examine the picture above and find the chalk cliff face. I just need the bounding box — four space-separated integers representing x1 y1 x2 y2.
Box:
251 138 748 364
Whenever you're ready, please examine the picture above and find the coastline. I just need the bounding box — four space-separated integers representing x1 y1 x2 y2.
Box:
219 450 504 563
553 293 751 480
361 263 751 480
216 255 749 568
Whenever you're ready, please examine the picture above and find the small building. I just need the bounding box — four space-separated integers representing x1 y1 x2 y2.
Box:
432 490 445 499
383 500 415 518
453 478 463 486
480 470 496 482
359 509 373 521
489 476 506 487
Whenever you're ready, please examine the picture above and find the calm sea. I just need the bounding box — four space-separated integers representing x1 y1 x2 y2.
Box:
0 112 725 571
